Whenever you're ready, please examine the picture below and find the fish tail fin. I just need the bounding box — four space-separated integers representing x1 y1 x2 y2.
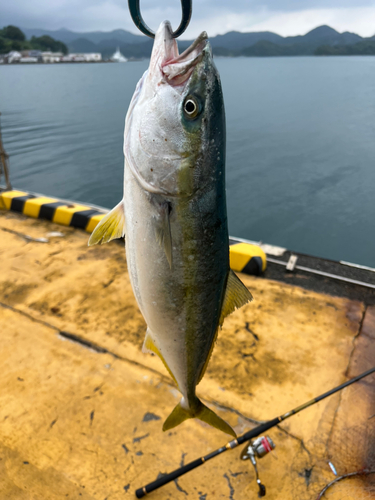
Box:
163 398 236 437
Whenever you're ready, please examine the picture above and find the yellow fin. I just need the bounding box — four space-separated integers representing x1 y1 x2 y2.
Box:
163 398 236 437
142 329 178 386
162 402 191 431
219 270 253 327
88 201 125 246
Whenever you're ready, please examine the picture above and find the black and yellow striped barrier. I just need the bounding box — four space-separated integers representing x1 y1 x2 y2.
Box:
0 189 266 275
0 189 106 234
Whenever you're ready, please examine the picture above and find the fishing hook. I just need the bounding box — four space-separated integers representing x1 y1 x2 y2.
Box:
128 0 192 38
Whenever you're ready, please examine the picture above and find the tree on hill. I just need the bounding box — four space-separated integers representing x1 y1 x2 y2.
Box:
315 40 375 55
0 25 25 41
30 35 68 54
0 26 68 54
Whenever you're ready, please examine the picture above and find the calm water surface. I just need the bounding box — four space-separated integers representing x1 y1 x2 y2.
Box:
1 57 375 266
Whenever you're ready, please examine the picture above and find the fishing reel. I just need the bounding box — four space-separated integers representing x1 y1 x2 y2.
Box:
240 436 275 497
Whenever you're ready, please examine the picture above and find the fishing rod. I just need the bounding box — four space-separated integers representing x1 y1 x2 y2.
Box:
135 366 375 498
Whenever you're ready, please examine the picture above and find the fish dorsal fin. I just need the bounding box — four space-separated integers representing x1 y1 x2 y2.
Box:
88 200 125 246
142 329 178 387
154 202 172 268
219 270 253 327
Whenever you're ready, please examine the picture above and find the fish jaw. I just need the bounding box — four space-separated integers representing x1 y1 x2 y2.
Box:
148 21 208 88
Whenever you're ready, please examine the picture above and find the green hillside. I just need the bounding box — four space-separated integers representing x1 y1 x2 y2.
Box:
0 25 68 54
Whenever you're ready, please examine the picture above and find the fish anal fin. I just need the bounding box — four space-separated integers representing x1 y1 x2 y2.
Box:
88 200 125 246
142 329 178 386
154 202 172 268
163 398 236 437
219 270 253 327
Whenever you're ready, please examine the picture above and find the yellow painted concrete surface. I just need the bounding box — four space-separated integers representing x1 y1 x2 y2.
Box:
0 210 374 499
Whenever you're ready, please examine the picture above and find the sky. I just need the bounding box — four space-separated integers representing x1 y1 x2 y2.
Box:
1 0 375 38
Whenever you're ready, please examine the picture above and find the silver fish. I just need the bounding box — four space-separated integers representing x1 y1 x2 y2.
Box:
89 21 252 436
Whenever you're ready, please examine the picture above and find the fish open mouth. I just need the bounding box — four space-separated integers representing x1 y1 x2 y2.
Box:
156 21 208 86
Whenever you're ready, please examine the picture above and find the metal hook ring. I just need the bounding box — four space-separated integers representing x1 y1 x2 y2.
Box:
128 0 192 38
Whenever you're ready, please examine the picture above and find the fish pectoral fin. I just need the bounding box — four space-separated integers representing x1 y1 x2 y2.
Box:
154 202 173 268
219 270 253 327
88 200 125 246
142 329 178 386
163 398 236 437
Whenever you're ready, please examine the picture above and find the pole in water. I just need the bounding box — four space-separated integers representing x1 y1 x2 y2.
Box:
128 0 192 38
135 366 375 498
0 113 11 191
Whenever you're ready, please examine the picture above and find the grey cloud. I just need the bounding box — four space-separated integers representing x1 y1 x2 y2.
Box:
1 0 372 33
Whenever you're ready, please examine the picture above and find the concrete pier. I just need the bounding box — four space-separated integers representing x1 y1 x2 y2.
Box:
0 209 374 499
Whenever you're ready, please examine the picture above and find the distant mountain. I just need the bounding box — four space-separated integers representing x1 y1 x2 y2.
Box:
68 37 98 53
18 25 375 58
208 31 284 51
22 27 144 45
220 26 365 56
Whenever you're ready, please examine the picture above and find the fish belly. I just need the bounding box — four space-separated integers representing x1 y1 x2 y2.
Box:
124 163 229 401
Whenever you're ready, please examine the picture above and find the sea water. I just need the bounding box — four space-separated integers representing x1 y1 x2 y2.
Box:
1 56 375 267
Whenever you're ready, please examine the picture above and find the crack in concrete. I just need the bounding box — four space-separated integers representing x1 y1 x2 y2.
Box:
277 425 313 461
0 301 60 331
173 453 188 496
223 473 235 500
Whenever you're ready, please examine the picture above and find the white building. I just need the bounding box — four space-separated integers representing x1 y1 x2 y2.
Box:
8 51 22 63
110 47 127 62
83 53 102 62
62 53 102 62
42 52 63 63
20 57 38 63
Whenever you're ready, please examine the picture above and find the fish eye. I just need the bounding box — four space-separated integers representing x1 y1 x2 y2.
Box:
183 96 200 119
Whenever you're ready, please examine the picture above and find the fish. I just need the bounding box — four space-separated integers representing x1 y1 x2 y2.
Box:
88 21 252 437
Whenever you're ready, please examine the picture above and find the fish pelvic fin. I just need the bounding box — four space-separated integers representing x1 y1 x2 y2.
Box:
219 270 253 327
142 329 178 387
163 398 236 437
88 200 125 246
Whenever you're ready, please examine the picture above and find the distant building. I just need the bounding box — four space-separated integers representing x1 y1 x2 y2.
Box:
20 57 38 63
29 50 42 58
61 54 83 62
83 53 102 62
42 51 63 63
20 50 42 62
110 47 127 62
7 51 22 63
61 53 102 62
